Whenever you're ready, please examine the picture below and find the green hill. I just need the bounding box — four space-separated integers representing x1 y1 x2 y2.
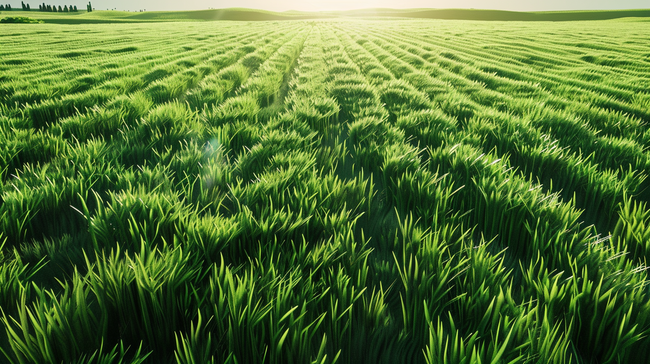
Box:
1 7 649 23
389 8 650 21
0 8 331 23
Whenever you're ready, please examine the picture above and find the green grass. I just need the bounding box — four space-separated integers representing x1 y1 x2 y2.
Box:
1 8 649 24
1 15 650 364
0 8 330 23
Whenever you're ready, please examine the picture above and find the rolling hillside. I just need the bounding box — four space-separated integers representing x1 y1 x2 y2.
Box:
1 7 650 23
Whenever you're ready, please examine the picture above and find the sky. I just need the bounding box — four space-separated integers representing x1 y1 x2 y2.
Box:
88 0 650 12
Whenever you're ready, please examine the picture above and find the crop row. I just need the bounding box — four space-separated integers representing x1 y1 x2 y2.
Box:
326 22 650 363
331 21 650 235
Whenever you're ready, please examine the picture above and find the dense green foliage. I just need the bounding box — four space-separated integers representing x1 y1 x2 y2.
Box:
1 18 650 364
0 16 42 22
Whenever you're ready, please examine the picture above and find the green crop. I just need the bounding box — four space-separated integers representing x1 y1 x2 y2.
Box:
1 16 649 364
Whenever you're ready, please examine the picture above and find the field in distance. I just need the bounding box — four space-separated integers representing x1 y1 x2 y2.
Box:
1 16 650 364
1 7 650 23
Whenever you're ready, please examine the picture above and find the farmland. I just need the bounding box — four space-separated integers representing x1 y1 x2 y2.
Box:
1 15 650 364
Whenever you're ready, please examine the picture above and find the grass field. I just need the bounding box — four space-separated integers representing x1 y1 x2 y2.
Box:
2 8 650 23
1 13 650 364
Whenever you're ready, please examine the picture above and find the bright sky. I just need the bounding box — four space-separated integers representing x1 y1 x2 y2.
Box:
91 0 649 12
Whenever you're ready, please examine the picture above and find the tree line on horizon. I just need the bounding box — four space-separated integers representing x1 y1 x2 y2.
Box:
37 2 78 12
0 1 91 11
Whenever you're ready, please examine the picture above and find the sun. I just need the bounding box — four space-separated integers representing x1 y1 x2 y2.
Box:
264 0 450 12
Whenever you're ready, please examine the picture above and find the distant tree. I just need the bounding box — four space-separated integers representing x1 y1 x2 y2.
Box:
41 2 45 10
86 1 91 12
21 1 26 10
73 5 76 11
57 5 61 11
26 3 30 10
63 4 67 11
0 4 4 10
46 4 51 11
38 4 41 9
